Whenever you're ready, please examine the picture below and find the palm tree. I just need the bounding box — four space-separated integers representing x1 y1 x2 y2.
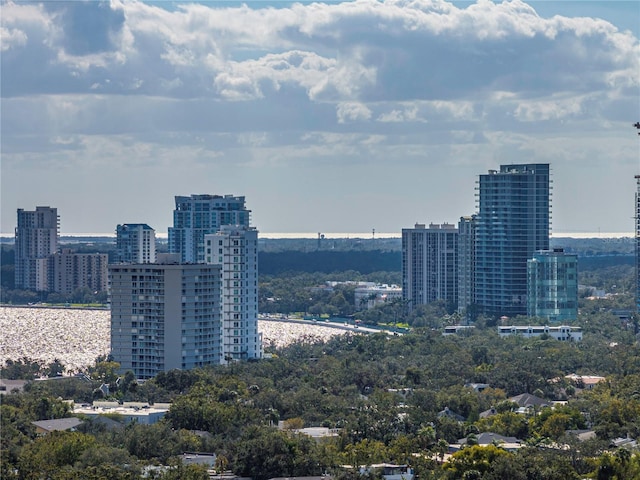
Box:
436 439 449 463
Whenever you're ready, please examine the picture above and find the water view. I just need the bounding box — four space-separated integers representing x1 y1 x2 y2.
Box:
0 306 344 373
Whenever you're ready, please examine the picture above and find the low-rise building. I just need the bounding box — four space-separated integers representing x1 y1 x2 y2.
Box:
354 283 402 310
359 464 414 480
450 432 524 452
564 374 606 390
498 325 582 342
32 417 83 434
72 401 170 425
443 325 475 336
0 379 28 395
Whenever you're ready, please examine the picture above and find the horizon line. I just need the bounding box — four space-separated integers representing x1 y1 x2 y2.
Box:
0 231 636 240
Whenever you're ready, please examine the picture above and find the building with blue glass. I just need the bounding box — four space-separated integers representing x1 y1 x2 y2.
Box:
636 175 640 313
474 164 550 318
116 223 156 264
527 248 578 322
168 194 251 263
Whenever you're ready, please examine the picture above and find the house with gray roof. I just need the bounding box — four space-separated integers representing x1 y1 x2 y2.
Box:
32 417 83 435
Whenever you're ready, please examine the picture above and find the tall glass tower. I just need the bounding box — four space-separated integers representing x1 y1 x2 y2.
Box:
527 248 578 322
474 164 550 318
636 175 640 312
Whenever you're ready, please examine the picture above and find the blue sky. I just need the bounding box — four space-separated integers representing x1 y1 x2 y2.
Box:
1 0 639 235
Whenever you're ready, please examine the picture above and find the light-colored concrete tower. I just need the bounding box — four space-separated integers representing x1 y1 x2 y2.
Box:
527 248 578 322
15 206 59 291
457 215 476 316
51 249 108 294
116 224 156 264
169 195 251 263
402 223 458 310
109 256 222 379
205 226 262 363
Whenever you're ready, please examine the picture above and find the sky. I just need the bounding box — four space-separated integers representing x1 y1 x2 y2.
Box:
1 0 639 236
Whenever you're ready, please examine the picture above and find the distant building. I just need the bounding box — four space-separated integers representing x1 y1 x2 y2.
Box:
32 417 83 435
169 194 251 263
457 215 476 315
73 401 170 425
402 223 458 310
564 374 605 390
359 464 414 480
527 248 578 322
109 257 222 379
0 379 28 395
443 325 475 336
50 249 108 294
205 226 262 363
498 325 582 342
15 206 59 291
451 432 523 452
636 175 640 312
474 164 551 317
354 283 402 310
116 224 156 264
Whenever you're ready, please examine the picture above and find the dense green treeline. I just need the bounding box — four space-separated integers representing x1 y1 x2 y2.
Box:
2 236 636 300
2 317 640 479
259 251 401 275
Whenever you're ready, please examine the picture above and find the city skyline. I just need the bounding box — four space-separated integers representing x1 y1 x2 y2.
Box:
2 0 639 235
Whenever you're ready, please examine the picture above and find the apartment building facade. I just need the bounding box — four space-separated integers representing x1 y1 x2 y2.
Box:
527 248 578 322
50 249 109 295
402 223 458 310
109 256 222 379
474 164 550 318
205 226 262 363
168 194 251 263
15 207 59 291
116 224 156 264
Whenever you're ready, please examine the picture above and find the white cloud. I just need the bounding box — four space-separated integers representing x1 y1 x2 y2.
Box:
0 26 28 51
336 102 373 123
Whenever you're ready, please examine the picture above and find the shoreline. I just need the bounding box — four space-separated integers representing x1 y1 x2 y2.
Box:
0 304 108 311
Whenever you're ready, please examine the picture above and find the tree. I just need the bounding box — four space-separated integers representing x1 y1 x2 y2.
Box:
232 426 320 480
45 359 65 377
17 431 97 478
1 357 43 380
444 445 511 478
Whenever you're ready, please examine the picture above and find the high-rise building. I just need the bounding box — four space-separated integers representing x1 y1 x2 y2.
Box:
474 164 550 318
50 249 108 294
527 248 578 322
457 215 476 315
116 224 156 264
636 175 640 313
168 195 251 263
205 226 262 363
109 256 222 379
15 206 59 291
402 223 458 310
